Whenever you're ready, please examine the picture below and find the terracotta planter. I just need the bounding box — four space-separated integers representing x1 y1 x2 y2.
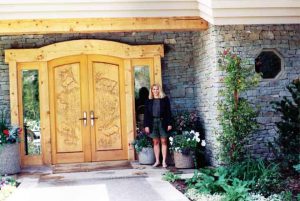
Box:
174 151 195 169
0 143 21 175
138 147 155 165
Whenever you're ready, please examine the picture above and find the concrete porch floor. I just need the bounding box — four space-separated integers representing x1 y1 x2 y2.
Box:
6 162 194 201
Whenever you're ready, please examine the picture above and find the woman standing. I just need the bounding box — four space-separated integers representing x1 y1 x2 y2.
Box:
144 84 172 168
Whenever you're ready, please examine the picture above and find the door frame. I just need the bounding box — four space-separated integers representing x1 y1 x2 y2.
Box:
5 40 164 166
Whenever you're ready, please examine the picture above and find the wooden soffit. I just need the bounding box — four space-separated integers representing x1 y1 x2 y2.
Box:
5 39 164 63
0 17 208 35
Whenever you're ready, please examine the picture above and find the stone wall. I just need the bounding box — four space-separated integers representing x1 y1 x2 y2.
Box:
192 24 300 164
192 26 221 166
1 25 299 165
0 32 196 121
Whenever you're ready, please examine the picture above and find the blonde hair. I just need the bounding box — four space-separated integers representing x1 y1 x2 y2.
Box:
149 83 166 99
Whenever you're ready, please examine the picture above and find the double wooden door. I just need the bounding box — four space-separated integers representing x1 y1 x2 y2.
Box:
49 55 127 164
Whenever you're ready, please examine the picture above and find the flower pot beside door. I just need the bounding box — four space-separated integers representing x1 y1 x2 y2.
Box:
0 143 21 175
174 151 194 169
132 129 154 165
138 147 155 165
1 124 22 175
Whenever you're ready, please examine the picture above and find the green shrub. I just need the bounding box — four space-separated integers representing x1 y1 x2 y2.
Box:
271 78 300 171
222 178 250 201
226 159 281 195
217 49 260 163
162 171 181 182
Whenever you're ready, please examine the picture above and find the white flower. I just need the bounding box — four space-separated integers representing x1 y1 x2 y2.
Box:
187 138 190 141
201 140 206 147
196 138 200 142
195 132 200 137
190 130 195 134
175 147 180 152
169 137 173 141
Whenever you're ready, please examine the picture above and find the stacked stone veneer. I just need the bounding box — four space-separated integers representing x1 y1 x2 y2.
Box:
192 24 300 165
0 32 196 120
0 25 299 166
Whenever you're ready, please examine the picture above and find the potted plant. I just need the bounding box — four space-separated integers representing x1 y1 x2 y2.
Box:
169 130 205 168
132 129 155 165
0 111 22 175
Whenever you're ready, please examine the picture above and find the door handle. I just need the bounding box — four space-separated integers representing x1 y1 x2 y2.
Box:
90 111 98 127
79 111 87 127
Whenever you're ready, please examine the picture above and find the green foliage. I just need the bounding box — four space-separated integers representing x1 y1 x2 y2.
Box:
186 168 252 201
217 49 260 163
131 129 152 153
0 111 8 145
22 71 40 122
162 171 181 182
271 78 300 171
221 178 250 201
187 168 226 194
187 159 281 199
169 130 202 155
0 110 21 145
293 164 300 173
172 112 200 132
226 159 281 196
281 191 293 201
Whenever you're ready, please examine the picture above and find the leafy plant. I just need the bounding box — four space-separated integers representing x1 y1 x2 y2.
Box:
187 169 226 194
187 168 252 201
0 110 22 146
226 159 281 196
293 164 300 173
131 129 152 153
162 171 181 182
169 130 204 155
271 78 300 171
172 112 200 132
217 48 260 163
222 178 250 201
22 70 40 121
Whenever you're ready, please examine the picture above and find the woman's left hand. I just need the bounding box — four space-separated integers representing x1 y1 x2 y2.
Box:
167 125 172 131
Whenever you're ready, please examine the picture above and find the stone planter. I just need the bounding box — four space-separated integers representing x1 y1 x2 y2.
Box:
138 147 155 165
174 151 195 169
0 143 21 175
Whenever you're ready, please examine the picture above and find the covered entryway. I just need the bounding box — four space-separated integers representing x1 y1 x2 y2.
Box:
5 40 164 166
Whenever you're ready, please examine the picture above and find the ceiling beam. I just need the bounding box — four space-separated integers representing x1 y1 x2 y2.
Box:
0 17 208 35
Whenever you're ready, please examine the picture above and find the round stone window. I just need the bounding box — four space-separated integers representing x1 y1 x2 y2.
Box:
255 50 283 79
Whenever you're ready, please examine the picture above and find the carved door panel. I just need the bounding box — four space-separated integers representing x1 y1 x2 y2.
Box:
88 55 127 161
49 55 127 164
49 55 91 164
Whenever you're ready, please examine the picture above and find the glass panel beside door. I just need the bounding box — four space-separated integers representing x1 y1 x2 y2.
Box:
21 70 41 156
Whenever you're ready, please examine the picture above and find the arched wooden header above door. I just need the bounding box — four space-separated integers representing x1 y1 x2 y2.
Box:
5 40 164 166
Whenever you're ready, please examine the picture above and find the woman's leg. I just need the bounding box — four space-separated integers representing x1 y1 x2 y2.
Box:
161 137 168 168
153 138 161 167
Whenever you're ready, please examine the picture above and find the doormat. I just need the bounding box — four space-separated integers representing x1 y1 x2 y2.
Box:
52 160 132 174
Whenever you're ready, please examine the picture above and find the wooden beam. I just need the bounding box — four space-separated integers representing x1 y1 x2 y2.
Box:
0 17 208 35
5 40 164 63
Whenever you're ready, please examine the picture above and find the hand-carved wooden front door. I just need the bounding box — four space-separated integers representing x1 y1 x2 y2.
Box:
49 55 127 164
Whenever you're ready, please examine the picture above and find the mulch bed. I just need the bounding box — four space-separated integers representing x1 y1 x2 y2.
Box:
171 179 187 194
